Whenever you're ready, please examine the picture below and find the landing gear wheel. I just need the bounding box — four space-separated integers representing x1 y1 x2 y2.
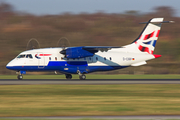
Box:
65 74 72 79
17 75 23 80
79 74 86 80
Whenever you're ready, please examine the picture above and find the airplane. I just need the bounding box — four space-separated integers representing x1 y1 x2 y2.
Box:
6 18 173 80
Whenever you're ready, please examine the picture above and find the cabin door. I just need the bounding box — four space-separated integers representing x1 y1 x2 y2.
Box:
37 53 45 68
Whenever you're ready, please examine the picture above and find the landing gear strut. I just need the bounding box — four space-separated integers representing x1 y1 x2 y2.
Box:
77 70 86 80
65 74 72 79
16 71 26 80
17 74 23 80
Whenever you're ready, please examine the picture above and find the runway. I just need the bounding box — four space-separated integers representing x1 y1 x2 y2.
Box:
0 79 180 85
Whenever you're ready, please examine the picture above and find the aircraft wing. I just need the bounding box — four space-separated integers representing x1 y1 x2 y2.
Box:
60 46 120 58
82 46 120 52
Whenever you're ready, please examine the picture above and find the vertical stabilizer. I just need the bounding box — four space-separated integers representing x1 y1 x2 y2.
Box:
124 18 164 54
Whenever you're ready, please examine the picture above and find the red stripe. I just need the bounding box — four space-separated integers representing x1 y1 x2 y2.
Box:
144 47 149 53
138 45 153 54
138 45 143 51
156 30 160 37
150 31 155 37
143 31 155 40
39 54 51 56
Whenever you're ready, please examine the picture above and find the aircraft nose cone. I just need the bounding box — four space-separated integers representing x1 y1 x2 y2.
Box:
6 62 11 70
6 61 14 70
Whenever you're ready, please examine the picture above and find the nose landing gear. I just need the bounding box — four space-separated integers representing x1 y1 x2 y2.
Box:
16 71 26 80
17 74 23 80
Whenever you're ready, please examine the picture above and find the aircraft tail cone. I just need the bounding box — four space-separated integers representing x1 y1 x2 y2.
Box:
153 54 161 58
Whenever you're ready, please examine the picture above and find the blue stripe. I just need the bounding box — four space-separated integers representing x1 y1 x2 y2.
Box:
6 64 128 74
48 61 88 66
152 40 157 47
143 41 151 45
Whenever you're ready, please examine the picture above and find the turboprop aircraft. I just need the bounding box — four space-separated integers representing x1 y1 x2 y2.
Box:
6 18 173 80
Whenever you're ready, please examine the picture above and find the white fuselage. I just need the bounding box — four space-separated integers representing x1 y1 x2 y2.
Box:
6 47 155 74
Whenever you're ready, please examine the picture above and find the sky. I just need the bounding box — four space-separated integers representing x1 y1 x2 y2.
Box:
4 0 180 16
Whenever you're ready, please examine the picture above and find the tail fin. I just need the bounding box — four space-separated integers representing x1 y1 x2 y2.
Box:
134 18 164 54
124 18 165 54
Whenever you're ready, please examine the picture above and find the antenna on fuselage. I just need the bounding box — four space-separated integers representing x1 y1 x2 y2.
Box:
26 38 40 50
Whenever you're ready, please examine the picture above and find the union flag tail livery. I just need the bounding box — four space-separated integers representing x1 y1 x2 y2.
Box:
6 18 173 80
124 18 167 54
135 18 163 54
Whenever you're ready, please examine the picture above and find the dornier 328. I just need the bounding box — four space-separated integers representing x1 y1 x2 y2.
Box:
6 18 173 80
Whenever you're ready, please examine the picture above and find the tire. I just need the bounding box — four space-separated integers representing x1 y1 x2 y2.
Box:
65 74 72 79
79 74 86 80
17 75 23 80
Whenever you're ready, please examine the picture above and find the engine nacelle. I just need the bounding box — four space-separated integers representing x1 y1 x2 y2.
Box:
60 47 97 58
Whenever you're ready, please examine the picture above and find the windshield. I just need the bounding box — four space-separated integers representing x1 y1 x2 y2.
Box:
17 54 26 58
26 54 33 58
17 54 33 59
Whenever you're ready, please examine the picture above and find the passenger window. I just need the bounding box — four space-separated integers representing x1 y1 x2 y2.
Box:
110 57 112 60
96 57 98 60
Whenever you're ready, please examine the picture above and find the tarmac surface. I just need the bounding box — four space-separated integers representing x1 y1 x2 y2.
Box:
0 79 180 85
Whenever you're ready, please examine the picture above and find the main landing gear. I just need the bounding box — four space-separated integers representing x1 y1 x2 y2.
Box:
65 72 86 80
77 70 86 80
65 74 72 79
79 74 86 80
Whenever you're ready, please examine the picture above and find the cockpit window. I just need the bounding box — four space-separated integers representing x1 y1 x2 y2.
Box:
26 54 33 59
17 54 26 58
17 54 33 59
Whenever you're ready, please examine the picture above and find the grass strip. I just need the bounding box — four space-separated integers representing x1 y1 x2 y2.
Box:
0 84 180 117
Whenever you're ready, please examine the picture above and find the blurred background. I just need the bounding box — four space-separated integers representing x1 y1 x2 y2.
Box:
1 0 180 75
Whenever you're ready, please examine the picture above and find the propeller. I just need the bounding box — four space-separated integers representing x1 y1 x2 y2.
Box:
26 38 40 50
57 37 70 48
58 37 70 57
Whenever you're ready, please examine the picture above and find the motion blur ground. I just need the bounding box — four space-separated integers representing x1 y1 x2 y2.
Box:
0 84 180 117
